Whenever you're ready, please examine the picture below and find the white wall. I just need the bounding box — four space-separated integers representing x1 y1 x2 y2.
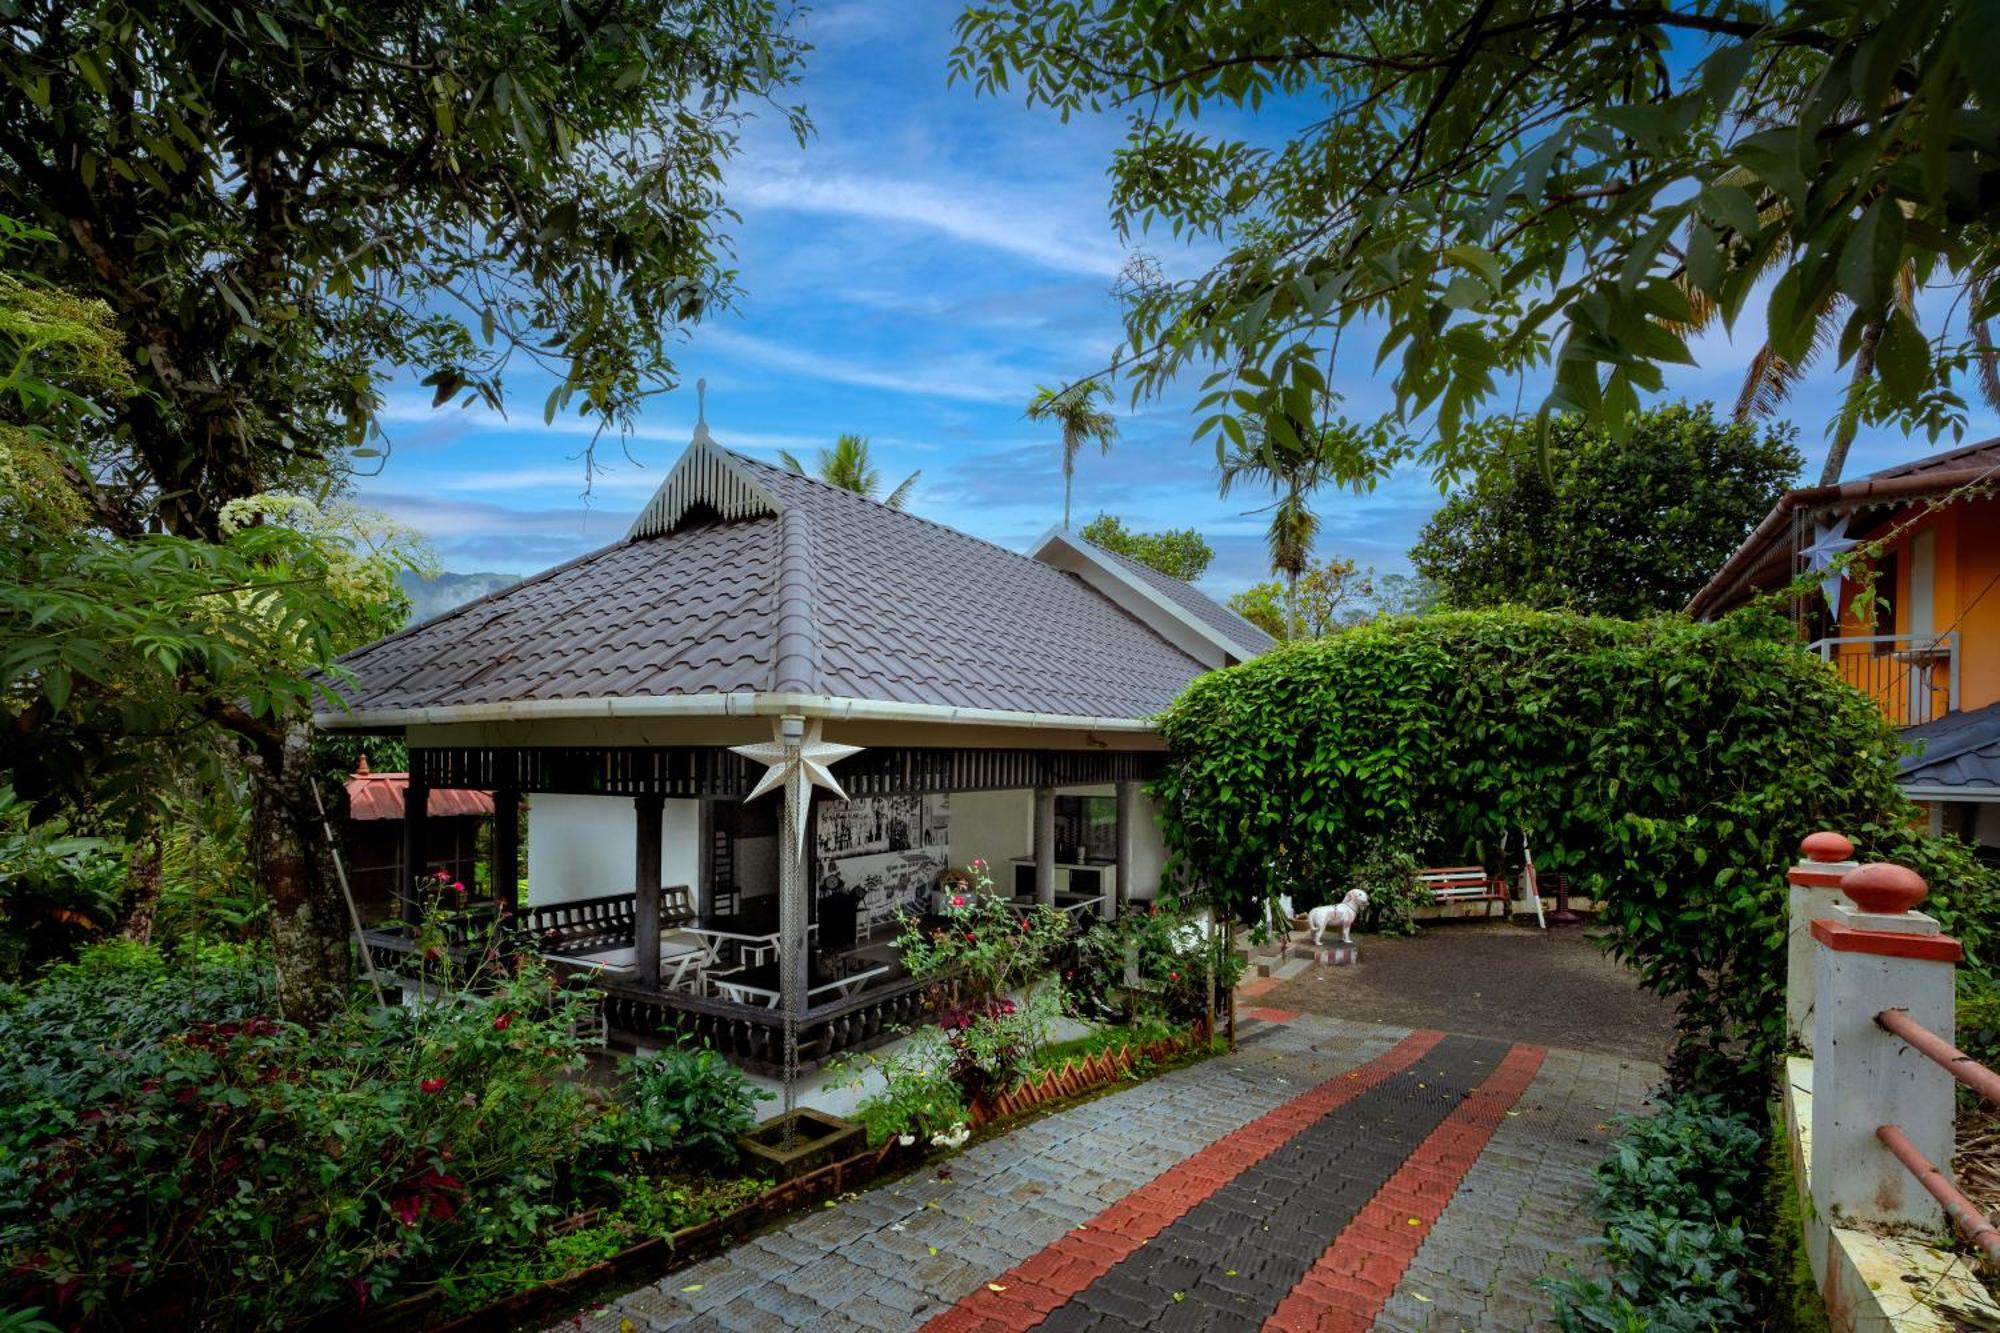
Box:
950 790 1030 890
525 794 698 907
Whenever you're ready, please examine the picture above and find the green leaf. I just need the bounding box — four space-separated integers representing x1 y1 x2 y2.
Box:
1875 307 1929 403
1837 197 1905 311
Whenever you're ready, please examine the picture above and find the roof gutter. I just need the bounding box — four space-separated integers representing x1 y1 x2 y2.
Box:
312 691 1161 734
1686 466 2000 619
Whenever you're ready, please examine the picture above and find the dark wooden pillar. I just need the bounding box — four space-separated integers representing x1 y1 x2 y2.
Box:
634 794 664 989
491 790 520 913
695 797 715 919
1033 787 1057 906
400 772 429 925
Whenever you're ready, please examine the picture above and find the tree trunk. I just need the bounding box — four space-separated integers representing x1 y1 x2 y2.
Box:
117 822 165 944
1818 320 1883 486
245 721 349 1022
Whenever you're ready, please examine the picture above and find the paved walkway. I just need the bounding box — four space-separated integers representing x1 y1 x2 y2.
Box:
567 1012 1659 1331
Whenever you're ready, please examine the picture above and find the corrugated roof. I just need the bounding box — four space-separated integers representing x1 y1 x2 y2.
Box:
1899 701 2000 793
1083 539 1277 655
347 769 495 820
324 443 1218 725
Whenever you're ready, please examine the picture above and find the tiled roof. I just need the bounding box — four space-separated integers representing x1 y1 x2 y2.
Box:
1856 436 2000 483
346 767 494 820
325 443 1216 725
1083 539 1277 656
1899 701 2000 793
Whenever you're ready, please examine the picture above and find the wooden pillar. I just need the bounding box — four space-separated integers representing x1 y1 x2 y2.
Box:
634 794 664 989
400 771 429 925
1033 787 1057 906
491 790 520 914
695 797 715 919
1114 780 1142 922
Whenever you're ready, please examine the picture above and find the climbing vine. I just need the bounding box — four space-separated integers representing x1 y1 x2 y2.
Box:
1152 608 2000 1099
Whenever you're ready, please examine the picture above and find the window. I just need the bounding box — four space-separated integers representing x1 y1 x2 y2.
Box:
1053 795 1116 862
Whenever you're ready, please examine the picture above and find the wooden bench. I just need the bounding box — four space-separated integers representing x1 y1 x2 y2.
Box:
1418 866 1511 916
523 888 696 957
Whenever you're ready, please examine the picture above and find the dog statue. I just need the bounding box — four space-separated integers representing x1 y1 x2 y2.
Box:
1308 888 1370 946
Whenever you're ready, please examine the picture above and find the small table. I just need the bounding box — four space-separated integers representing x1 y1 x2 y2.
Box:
710 959 891 1008
687 909 817 968
562 936 709 991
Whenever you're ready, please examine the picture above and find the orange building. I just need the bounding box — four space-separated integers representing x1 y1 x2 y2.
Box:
1688 439 2000 848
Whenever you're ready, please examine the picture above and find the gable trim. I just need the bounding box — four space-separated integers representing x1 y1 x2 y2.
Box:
627 431 783 539
1029 527 1260 666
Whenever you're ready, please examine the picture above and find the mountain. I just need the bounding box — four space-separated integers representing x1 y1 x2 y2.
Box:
397 570 520 626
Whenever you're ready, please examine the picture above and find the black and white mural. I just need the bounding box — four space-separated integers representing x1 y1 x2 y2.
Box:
813 794 951 936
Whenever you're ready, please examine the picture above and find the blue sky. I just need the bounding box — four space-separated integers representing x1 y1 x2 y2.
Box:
354 3 2000 598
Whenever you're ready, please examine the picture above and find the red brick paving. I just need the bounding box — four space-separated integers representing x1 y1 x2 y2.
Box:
1241 1006 1302 1024
1261 1043 1547 1332
918 1029 1448 1333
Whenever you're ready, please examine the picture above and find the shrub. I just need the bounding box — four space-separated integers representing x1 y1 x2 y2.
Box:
0 938 268 1153
1063 901 1242 1028
618 1037 769 1167
0 790 129 979
0 944 607 1325
1540 1092 1766 1331
1153 607 1995 1101
832 1030 969 1147
1351 843 1432 938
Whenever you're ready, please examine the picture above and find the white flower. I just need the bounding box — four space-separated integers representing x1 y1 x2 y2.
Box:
897 1133 917 1147
930 1122 970 1150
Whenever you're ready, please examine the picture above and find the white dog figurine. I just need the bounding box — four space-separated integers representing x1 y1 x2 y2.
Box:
1308 889 1370 946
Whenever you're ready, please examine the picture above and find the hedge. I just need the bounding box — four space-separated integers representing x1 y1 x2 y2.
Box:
1152 607 2000 1097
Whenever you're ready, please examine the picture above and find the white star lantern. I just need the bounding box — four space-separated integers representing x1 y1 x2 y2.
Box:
730 717 862 860
1800 515 1859 614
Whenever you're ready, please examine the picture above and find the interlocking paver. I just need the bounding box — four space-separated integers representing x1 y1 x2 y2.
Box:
569 1014 1659 1332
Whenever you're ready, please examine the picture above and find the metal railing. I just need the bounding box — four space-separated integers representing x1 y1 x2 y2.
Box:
1874 1007 2000 1264
1806 632 1959 727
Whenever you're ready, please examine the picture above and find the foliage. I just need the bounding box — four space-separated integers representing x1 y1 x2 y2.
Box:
779 434 920 509
1541 1093 1766 1332
1031 1013 1178 1074
895 865 1070 1010
0 939 269 1154
1 0 808 541
952 2 2000 473
0 933 781 1323
1079 512 1214 582
1027 378 1118 529
1349 844 1432 939
1414 404 1802 619
0 789 127 977
619 1037 769 1168
1229 556 1369 641
1152 607 1999 1101
1063 901 1241 1029
833 1030 969 1148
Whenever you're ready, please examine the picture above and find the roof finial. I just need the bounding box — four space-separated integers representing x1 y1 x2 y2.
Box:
692 377 715 445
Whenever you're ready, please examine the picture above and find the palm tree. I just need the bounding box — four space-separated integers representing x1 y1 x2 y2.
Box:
778 434 919 508
1674 184 2000 485
1219 419 1345 639
1026 379 1119 528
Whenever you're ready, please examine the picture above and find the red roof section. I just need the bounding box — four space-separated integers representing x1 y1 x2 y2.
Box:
345 758 494 821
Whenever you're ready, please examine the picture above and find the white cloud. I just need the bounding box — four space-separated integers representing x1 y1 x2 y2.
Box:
731 167 1128 277
697 326 1041 405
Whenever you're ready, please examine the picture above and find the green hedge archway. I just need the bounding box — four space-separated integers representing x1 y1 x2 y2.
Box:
1152 608 1997 1097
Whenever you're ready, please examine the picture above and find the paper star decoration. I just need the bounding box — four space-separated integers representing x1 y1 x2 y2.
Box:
1800 515 1858 613
730 718 863 860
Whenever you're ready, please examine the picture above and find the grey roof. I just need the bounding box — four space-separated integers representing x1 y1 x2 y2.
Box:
326 443 1220 724
1082 538 1277 656
1899 701 2000 793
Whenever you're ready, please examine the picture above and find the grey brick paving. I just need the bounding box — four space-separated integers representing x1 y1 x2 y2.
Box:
564 1016 1659 1332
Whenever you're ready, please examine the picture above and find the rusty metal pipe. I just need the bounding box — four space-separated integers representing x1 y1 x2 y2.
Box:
1876 1007 2000 1106
1875 1123 2000 1264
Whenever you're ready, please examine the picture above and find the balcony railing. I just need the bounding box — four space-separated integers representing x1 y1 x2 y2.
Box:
1806 632 1959 727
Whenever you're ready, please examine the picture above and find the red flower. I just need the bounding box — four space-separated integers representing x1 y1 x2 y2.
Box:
450 881 465 895
420 1078 446 1094
952 894 966 908
391 1193 422 1225
493 1013 514 1032
1169 971 1180 982
965 932 976 943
